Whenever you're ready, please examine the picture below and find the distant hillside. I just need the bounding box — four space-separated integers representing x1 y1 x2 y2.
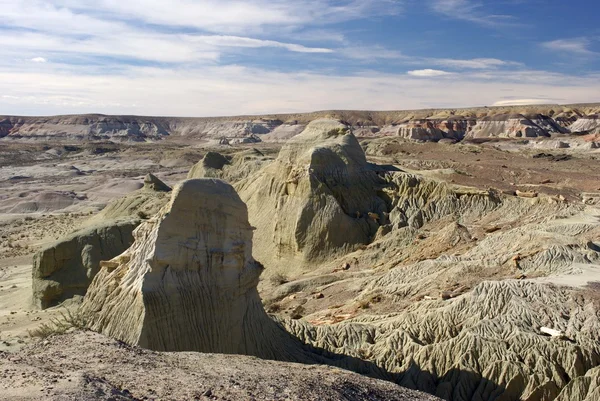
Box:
1 103 599 143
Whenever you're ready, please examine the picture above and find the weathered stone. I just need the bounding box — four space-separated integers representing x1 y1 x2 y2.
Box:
32 220 138 309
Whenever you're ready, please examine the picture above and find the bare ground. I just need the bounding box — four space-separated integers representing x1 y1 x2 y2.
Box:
0 331 439 401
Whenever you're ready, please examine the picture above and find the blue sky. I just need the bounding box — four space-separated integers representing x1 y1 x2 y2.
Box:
1 0 599 116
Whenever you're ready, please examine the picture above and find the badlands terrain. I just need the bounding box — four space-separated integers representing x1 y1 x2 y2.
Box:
1 103 600 400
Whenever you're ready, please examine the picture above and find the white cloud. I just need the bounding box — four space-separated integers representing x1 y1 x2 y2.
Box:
191 35 332 53
0 0 390 65
338 46 406 61
492 98 558 107
34 0 401 34
541 38 596 55
31 57 48 63
407 69 452 77
3 65 596 116
0 31 331 66
430 58 522 69
429 0 516 27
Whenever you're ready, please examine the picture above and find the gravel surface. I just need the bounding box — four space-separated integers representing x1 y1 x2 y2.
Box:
0 330 439 401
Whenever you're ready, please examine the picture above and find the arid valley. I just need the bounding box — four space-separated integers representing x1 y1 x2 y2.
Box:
1 104 600 400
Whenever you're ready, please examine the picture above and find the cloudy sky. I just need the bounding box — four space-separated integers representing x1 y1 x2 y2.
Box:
1 0 599 116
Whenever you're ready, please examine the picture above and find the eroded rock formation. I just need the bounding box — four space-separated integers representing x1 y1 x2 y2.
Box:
2 103 600 142
32 174 171 308
236 119 390 267
81 179 304 358
187 149 273 184
284 280 600 401
32 220 138 309
466 113 567 139
76 174 600 401
396 119 473 141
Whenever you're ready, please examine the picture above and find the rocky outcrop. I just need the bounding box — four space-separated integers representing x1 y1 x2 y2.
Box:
569 115 600 134
187 151 230 179
187 149 274 184
81 179 306 358
2 103 600 143
142 173 171 192
466 113 567 139
32 175 171 308
396 119 474 141
236 119 390 267
32 219 138 309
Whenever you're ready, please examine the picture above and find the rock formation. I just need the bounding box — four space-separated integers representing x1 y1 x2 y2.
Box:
236 119 390 267
32 174 171 308
285 280 600 401
466 113 567 139
81 179 305 358
187 149 274 184
0 115 285 142
2 103 600 142
569 114 600 134
32 220 138 309
396 119 473 141
187 151 230 179
79 174 600 401
142 173 171 192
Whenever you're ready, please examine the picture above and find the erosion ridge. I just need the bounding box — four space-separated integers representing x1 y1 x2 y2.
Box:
1 102 600 142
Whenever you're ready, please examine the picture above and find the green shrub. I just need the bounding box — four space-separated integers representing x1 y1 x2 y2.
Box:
28 308 89 339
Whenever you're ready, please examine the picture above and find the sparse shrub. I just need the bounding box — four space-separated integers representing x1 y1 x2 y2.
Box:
369 294 383 304
357 299 370 309
580 281 600 308
326 127 349 136
290 305 305 320
137 210 149 219
266 302 282 313
357 347 373 359
269 272 288 286
28 308 89 339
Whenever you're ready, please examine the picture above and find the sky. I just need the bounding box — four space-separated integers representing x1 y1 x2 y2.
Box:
1 0 600 116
